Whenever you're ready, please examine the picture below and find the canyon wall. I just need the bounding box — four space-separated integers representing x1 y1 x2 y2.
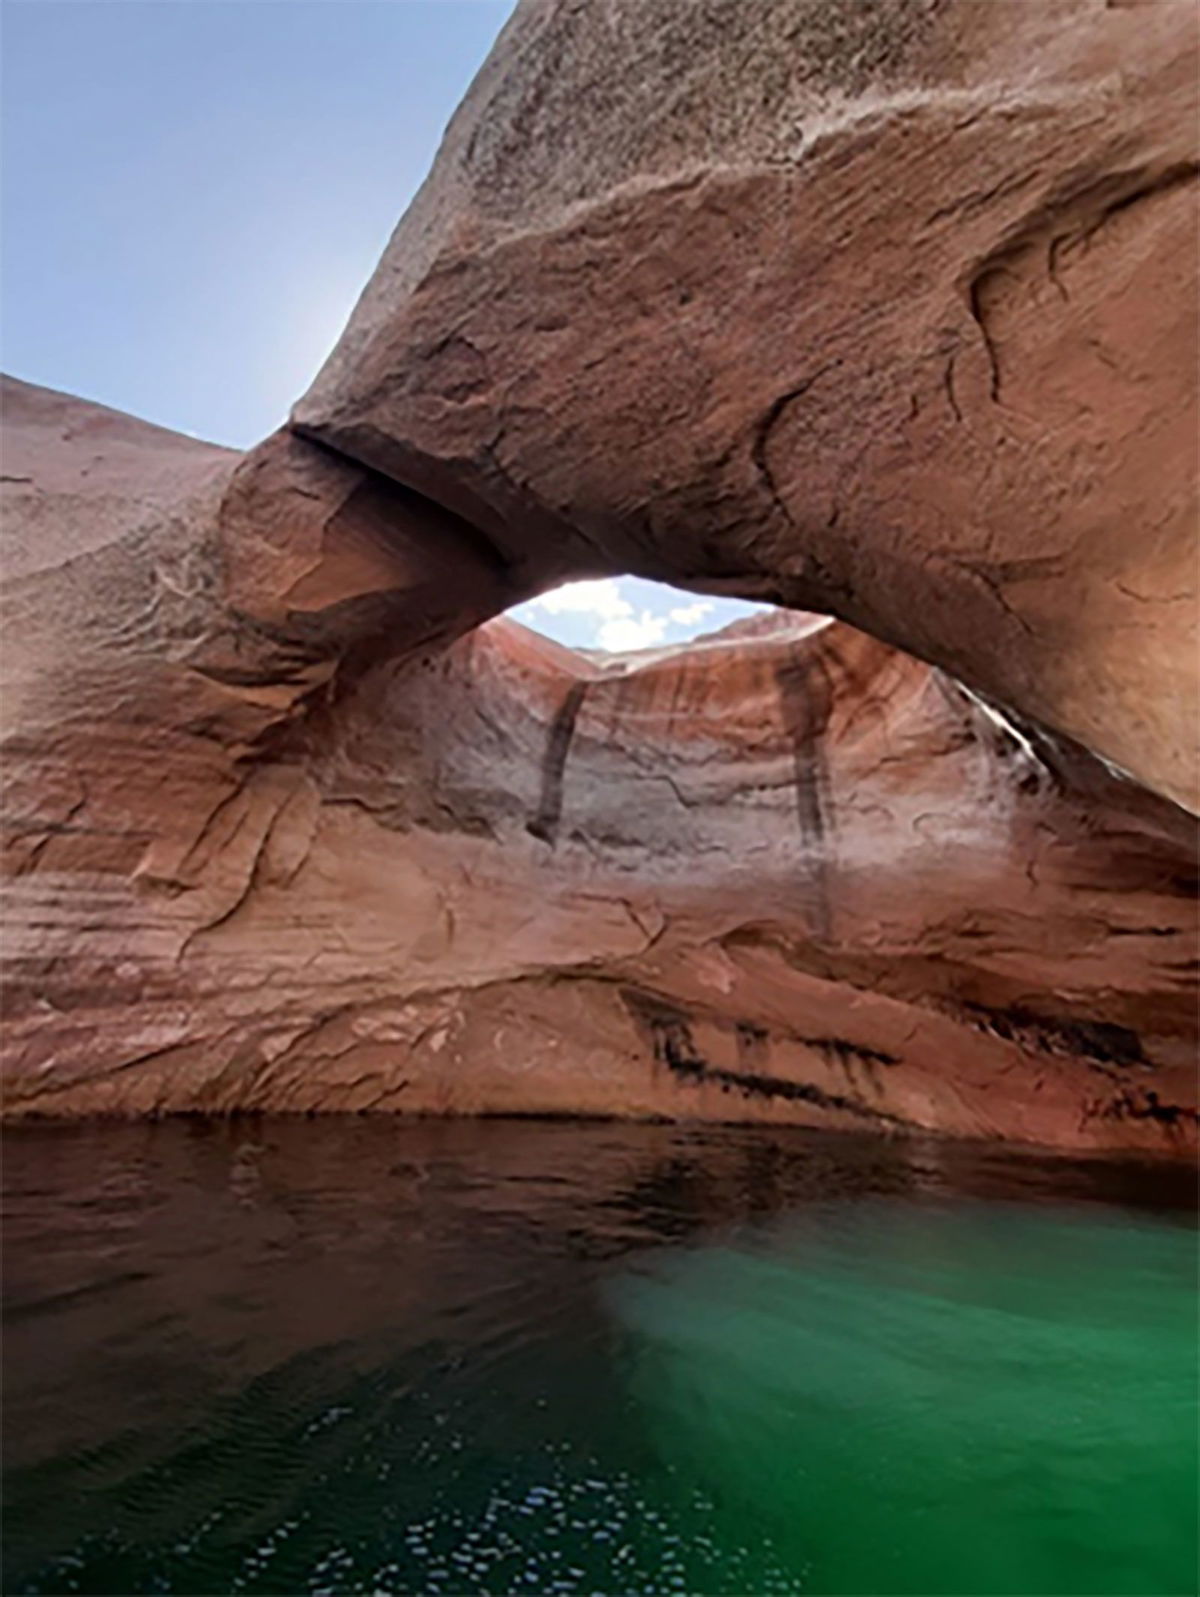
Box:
2 0 1197 1153
2 379 1194 1154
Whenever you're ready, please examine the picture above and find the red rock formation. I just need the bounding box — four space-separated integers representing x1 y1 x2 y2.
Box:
2 379 1194 1155
295 0 1199 812
3 2 1197 1151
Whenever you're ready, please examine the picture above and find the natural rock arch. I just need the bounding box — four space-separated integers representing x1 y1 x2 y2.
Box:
295 0 1199 813
1 376 1195 1150
1 0 1197 1151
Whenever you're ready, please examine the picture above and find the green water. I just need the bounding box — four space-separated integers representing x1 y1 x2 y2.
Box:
3 1120 1195 1596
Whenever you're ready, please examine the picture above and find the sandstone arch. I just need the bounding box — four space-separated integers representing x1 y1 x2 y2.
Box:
295 0 1200 812
2 0 1197 1151
1 377 1194 1151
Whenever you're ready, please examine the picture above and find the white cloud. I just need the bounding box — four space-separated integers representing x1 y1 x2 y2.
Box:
527 578 632 621
521 579 716 652
667 601 714 628
596 611 669 651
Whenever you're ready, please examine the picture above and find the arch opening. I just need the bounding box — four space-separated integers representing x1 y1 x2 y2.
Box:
507 577 771 656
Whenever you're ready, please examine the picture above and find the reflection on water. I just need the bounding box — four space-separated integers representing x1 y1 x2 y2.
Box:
3 1119 1195 1596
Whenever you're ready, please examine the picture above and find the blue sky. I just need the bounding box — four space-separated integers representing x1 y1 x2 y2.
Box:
2 0 761 650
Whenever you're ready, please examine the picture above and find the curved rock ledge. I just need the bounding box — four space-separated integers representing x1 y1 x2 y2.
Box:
2 379 1194 1155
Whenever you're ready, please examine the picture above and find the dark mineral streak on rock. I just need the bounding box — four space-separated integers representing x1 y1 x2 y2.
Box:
527 679 590 844
1099 1088 1200 1128
961 1002 1149 1069
775 648 835 937
736 1021 770 1071
625 989 900 1121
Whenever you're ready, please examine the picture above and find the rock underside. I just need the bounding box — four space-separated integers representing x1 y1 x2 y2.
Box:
1 0 1197 1155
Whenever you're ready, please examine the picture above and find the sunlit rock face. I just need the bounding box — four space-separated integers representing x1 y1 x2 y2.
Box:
2 380 1195 1156
295 0 1199 812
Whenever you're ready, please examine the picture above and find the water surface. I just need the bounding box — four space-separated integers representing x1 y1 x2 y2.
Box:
3 1119 1195 1595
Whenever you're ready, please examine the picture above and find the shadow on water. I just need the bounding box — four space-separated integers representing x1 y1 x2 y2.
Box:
3 1118 1196 1596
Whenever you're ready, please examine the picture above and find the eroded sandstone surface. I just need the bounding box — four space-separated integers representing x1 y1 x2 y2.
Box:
296 0 1199 811
3 0 1198 1151
2 379 1195 1154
